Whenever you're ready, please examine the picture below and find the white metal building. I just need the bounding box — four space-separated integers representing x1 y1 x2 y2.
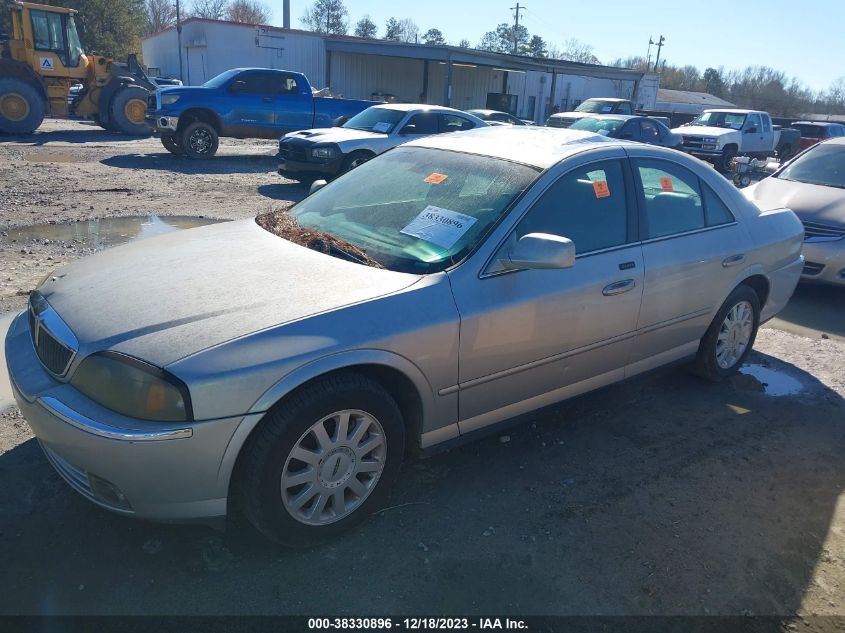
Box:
142 19 658 124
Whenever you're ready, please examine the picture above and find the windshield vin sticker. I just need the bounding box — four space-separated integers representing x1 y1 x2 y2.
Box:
372 122 392 133
424 172 449 184
400 206 477 249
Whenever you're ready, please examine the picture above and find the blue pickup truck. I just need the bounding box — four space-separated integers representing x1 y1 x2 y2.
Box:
147 68 377 158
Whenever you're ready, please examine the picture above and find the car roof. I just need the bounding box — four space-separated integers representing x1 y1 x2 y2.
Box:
575 114 636 120
369 103 466 114
704 108 766 114
405 126 624 169
820 137 845 145
467 109 501 115
793 121 843 127
583 97 628 102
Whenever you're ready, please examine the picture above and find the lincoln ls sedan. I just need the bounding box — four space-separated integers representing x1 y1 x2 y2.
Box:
5 127 804 546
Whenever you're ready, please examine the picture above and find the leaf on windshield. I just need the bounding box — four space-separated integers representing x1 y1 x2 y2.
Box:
256 210 384 268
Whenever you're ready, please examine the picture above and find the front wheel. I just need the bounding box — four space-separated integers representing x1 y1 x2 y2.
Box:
237 373 405 547
161 134 183 155
717 146 737 172
109 85 152 135
339 151 374 176
180 121 219 159
692 285 760 381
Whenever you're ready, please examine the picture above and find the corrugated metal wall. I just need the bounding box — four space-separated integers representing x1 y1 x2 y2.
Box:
329 53 425 102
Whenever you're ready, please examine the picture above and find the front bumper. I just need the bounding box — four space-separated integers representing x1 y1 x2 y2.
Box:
684 148 722 158
146 114 179 132
5 311 245 522
801 239 845 287
277 155 344 181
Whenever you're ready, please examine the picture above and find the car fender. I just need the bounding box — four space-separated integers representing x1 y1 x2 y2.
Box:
214 348 438 494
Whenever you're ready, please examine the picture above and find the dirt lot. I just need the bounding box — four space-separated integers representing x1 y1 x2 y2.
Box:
1 120 845 619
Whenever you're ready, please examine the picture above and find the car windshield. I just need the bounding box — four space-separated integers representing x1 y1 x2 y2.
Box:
203 69 241 88
689 111 747 130
342 108 406 133
776 143 845 189
274 146 539 273
570 117 626 134
575 100 616 113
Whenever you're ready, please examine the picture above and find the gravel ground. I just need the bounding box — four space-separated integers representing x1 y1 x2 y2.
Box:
1 120 844 619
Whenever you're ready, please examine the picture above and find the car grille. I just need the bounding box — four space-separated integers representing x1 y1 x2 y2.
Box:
802 220 845 240
29 293 77 376
802 261 825 276
279 140 308 161
681 136 706 150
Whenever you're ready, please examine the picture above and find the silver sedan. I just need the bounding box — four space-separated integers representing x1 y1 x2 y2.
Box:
5 127 804 545
745 137 845 287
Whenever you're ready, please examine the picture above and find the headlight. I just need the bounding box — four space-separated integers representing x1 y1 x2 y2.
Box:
161 94 181 106
703 137 718 144
311 146 336 159
71 352 192 421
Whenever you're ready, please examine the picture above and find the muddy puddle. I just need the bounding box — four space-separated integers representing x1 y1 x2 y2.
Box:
2 215 227 249
739 364 804 396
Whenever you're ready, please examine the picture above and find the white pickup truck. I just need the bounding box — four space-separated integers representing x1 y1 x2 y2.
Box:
673 109 800 171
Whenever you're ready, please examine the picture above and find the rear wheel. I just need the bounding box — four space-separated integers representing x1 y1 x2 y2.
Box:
180 121 219 159
108 85 151 135
237 373 405 546
0 78 45 134
161 134 183 155
692 285 760 381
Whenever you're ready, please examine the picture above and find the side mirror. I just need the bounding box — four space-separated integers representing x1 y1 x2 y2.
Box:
745 126 757 134
500 233 575 270
309 179 327 195
399 124 417 135
229 80 246 94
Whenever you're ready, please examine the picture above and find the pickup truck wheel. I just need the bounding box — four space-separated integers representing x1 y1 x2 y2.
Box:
778 144 792 161
717 146 737 172
161 134 184 155
181 121 219 159
340 151 374 175
0 78 45 134
237 373 405 547
692 285 760 382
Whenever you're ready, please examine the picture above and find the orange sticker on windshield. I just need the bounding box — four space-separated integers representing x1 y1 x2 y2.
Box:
424 172 449 184
659 176 674 192
592 180 610 198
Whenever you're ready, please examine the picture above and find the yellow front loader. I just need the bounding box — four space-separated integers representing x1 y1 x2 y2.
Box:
0 0 154 134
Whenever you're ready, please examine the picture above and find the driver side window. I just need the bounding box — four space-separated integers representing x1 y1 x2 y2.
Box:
514 160 629 255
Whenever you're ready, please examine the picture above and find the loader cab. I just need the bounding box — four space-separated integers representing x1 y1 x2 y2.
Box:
29 10 84 68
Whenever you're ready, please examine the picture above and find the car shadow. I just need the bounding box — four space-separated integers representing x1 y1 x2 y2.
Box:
1 124 150 145
0 350 843 616
256 183 309 204
772 284 845 339
100 153 278 175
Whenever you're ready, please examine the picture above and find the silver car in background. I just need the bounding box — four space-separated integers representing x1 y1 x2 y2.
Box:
745 137 845 286
5 127 804 546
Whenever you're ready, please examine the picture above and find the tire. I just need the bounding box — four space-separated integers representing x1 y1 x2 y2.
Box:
692 285 760 382
180 120 219 159
108 85 151 135
161 134 184 155
339 151 374 176
778 144 792 161
237 372 405 547
717 145 737 172
0 78 45 134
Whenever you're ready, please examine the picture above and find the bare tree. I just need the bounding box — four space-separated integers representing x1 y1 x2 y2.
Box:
301 0 348 34
555 38 599 64
384 17 417 42
457 38 470 48
190 0 229 19
144 0 176 34
354 15 377 38
226 0 269 23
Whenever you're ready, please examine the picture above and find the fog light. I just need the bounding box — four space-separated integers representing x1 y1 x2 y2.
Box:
87 473 132 510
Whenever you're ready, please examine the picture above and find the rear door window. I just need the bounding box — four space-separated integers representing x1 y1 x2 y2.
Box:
404 113 439 134
439 114 476 133
617 102 633 115
635 159 705 239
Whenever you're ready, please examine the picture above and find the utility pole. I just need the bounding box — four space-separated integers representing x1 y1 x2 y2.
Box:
646 36 654 71
510 3 525 55
653 35 665 73
175 0 183 82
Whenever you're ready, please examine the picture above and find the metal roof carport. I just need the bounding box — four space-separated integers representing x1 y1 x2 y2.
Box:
323 38 654 123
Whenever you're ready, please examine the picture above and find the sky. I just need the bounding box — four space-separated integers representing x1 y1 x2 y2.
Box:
270 0 845 93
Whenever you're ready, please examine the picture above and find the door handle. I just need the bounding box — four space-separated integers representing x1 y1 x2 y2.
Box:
722 254 746 267
602 279 636 296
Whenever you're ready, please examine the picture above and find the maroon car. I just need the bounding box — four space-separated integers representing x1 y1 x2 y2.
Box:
792 121 845 152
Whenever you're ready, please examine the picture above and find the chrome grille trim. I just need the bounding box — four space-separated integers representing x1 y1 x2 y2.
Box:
802 220 845 241
29 291 78 377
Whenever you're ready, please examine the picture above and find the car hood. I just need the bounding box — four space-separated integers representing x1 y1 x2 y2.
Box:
673 125 738 138
745 176 845 227
39 219 420 368
284 127 387 144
